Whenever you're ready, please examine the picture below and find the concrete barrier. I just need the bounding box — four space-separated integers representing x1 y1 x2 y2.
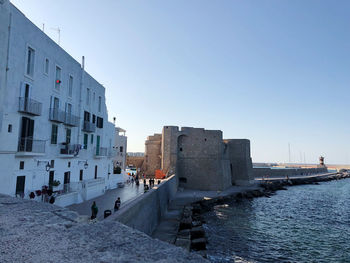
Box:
107 174 178 236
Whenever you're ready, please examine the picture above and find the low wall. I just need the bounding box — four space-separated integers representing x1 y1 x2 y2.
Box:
107 174 178 236
253 167 328 178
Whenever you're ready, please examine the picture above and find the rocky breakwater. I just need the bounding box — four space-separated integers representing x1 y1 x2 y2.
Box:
174 204 208 257
260 172 350 196
0 194 208 263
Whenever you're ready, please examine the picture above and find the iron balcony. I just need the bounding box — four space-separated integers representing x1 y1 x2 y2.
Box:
82 121 96 132
18 97 42 116
94 147 108 157
49 108 65 123
64 113 80 127
60 143 81 156
17 137 46 154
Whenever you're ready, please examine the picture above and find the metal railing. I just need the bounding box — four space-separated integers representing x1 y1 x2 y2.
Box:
49 108 65 123
60 143 81 155
95 147 108 157
108 148 117 157
17 137 46 153
18 97 42 116
64 113 80 126
82 121 96 132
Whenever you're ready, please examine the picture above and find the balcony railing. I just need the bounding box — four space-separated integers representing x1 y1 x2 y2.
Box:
17 137 46 153
108 148 117 157
49 108 65 123
82 121 96 132
95 147 108 157
64 113 80 127
60 143 81 156
18 97 42 116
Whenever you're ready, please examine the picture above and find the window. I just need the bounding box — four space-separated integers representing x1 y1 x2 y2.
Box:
91 134 94 144
51 124 58 144
80 170 83 181
93 92 95 102
19 161 24 170
55 66 61 89
86 88 90 105
66 128 71 144
68 75 73 97
83 134 88 149
92 114 96 124
44 58 49 75
120 146 123 153
68 162 71 168
98 96 102 112
96 117 103 128
84 111 90 122
8 124 12 133
50 160 55 168
26 47 35 77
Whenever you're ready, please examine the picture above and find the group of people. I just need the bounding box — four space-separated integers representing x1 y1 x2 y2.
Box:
90 197 121 220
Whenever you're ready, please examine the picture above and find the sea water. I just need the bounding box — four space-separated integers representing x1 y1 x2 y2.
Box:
204 178 350 263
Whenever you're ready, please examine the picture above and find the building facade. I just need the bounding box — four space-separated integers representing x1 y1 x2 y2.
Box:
113 127 127 170
0 1 121 206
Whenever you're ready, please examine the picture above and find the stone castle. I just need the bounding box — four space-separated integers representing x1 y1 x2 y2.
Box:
142 126 254 191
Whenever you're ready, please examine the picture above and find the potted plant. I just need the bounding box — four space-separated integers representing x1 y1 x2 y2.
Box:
51 180 61 191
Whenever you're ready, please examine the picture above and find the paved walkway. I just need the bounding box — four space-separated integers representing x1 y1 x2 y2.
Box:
68 181 147 220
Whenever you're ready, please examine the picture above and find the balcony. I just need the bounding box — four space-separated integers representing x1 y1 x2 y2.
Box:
64 113 80 127
49 108 65 123
82 121 96 132
18 97 42 116
17 137 45 156
94 147 108 158
59 143 81 157
108 148 117 158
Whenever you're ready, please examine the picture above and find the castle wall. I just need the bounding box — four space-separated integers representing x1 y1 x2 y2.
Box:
144 134 162 176
225 139 254 186
161 126 179 175
174 127 231 191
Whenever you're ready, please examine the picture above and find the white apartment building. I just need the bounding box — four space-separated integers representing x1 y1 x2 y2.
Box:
0 1 122 206
114 127 127 170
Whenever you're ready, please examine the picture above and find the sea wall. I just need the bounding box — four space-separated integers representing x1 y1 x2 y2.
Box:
108 174 178 235
253 167 328 178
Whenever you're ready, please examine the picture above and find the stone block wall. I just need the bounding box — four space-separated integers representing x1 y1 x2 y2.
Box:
224 139 254 186
144 134 162 176
175 127 231 191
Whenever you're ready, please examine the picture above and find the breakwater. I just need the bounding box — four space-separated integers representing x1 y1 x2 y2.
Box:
253 167 328 178
107 174 178 235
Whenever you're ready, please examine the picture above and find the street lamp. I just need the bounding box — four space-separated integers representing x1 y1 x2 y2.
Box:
79 160 89 169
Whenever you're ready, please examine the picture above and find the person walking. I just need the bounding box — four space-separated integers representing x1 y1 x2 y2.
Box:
114 197 121 211
91 201 98 220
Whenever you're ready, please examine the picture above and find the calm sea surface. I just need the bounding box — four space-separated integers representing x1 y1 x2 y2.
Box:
204 178 350 263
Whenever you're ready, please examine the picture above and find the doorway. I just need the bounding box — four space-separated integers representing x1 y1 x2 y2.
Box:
49 171 54 190
64 172 70 192
19 117 34 152
15 176 25 197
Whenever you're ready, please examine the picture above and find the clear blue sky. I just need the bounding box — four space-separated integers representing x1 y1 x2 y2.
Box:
11 0 350 164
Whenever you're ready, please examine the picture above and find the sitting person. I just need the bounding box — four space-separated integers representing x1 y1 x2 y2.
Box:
114 197 121 211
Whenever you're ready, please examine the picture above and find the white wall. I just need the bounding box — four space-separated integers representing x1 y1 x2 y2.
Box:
0 3 116 204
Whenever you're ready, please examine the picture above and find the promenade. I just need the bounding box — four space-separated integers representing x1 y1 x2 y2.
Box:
68 181 146 220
